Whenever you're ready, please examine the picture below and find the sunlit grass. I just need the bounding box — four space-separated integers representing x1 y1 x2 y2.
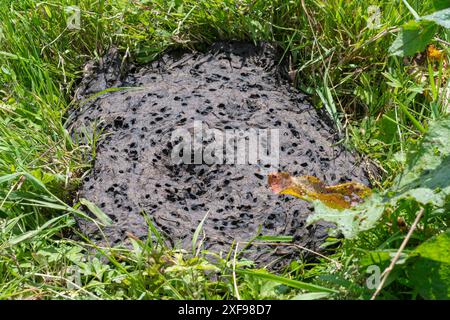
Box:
0 0 448 299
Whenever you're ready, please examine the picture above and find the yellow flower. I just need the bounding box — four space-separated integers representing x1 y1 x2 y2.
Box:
427 44 445 61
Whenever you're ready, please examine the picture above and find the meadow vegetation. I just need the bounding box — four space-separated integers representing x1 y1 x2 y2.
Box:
0 0 448 299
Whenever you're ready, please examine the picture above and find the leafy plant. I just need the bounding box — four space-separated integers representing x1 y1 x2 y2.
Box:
308 115 449 299
283 115 450 240
389 0 450 57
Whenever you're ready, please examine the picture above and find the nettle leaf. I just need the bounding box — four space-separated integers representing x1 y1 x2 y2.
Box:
408 230 450 299
414 229 450 264
389 20 437 57
391 115 450 207
432 0 450 11
268 172 371 210
306 194 385 239
269 118 449 239
360 250 400 267
422 8 450 29
408 258 450 299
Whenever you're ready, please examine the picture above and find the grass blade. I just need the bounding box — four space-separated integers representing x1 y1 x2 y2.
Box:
236 269 338 293
192 210 210 255
79 198 112 227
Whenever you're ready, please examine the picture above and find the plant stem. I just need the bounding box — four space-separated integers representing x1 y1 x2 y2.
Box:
402 0 420 20
371 207 425 300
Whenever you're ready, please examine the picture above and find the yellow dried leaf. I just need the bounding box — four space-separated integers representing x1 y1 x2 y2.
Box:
268 172 371 210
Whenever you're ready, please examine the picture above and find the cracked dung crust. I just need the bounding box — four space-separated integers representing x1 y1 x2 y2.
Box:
70 42 369 267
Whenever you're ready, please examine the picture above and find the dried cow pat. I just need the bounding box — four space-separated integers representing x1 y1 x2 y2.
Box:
70 42 370 267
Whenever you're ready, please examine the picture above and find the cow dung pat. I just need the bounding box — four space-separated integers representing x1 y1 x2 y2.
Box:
70 42 369 267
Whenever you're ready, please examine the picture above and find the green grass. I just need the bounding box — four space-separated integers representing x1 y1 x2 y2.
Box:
0 0 448 299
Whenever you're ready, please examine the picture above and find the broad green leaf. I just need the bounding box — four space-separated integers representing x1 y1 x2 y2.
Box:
391 115 450 207
414 229 450 264
377 111 399 144
389 20 437 56
422 8 450 29
408 258 450 299
360 250 393 267
360 250 409 268
79 198 113 226
408 229 450 299
306 194 385 239
432 0 450 10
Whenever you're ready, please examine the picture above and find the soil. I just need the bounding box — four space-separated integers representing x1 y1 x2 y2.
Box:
69 42 369 267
